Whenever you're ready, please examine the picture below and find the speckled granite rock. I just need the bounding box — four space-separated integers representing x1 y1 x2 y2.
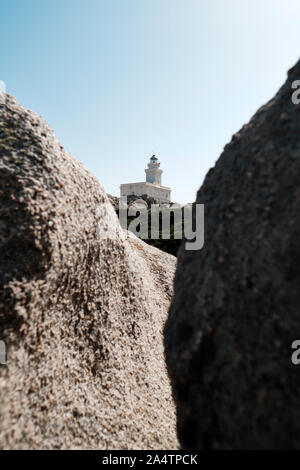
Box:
0 94 178 450
164 58 300 449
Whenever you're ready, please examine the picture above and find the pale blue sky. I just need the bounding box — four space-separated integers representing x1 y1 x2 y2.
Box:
1 0 299 203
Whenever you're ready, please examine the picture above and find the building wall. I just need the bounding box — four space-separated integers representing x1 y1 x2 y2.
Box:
120 182 171 203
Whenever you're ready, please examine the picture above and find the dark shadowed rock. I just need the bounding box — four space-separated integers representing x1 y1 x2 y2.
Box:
0 95 178 449
164 58 300 449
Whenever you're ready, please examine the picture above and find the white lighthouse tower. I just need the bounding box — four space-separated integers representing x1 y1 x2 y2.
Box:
145 155 163 185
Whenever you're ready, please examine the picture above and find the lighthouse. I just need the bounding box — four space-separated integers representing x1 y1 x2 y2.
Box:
145 155 163 185
120 155 171 204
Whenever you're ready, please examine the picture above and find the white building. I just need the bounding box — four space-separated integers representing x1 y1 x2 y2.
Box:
120 155 171 203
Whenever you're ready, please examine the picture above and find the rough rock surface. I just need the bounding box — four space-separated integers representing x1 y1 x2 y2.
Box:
107 193 119 211
0 94 178 449
164 59 300 449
